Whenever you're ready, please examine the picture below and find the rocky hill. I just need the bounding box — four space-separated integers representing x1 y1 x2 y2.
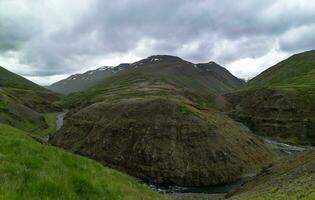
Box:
50 55 275 187
225 50 315 145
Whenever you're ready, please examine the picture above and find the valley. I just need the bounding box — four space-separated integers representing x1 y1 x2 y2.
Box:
1 51 315 199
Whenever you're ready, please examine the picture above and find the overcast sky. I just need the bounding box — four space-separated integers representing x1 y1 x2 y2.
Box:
1 0 315 85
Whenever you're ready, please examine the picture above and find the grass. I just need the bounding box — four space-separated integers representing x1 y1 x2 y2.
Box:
232 179 315 200
227 50 315 145
230 150 315 200
0 86 60 137
62 56 242 109
0 66 44 91
242 50 315 97
63 71 216 111
0 123 166 200
1 112 57 137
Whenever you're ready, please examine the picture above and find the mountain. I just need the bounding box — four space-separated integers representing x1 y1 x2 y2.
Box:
0 66 60 135
229 149 315 199
48 56 244 95
47 64 130 94
225 50 315 145
0 123 165 199
51 55 275 187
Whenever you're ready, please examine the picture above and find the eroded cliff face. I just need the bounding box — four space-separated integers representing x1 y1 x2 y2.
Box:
51 98 275 186
225 88 315 145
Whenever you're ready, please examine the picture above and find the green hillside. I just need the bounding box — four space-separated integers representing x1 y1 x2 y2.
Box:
0 66 60 135
0 123 166 200
225 50 315 145
229 150 315 200
244 50 315 95
64 55 243 109
0 67 44 91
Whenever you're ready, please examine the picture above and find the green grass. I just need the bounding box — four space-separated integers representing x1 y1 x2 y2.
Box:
230 149 315 200
231 176 315 200
0 86 60 136
243 50 315 95
1 112 57 137
0 66 44 91
62 56 242 109
0 123 166 200
63 71 216 111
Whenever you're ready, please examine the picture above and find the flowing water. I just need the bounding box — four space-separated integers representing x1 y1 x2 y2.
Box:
43 112 67 142
56 112 66 131
263 138 312 155
145 180 243 194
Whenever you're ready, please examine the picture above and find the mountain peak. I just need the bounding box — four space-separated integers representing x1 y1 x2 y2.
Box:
208 61 217 65
145 55 182 63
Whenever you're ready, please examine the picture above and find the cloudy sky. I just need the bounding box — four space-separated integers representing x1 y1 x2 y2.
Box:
1 0 315 85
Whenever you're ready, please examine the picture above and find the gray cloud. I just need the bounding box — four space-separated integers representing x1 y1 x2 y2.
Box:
0 0 315 85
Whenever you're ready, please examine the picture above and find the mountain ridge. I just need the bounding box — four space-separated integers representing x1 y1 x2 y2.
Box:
47 55 244 95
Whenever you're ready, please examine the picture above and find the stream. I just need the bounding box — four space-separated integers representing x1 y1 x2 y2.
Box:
145 180 243 194
43 112 66 142
263 138 310 155
55 112 66 131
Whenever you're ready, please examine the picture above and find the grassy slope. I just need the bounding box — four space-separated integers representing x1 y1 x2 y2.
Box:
229 150 315 200
0 88 59 136
0 123 166 200
63 57 241 110
49 56 241 96
0 67 43 91
243 50 315 95
224 50 315 145
0 67 61 135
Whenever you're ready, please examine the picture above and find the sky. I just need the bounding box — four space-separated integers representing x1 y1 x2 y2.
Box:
1 0 315 85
